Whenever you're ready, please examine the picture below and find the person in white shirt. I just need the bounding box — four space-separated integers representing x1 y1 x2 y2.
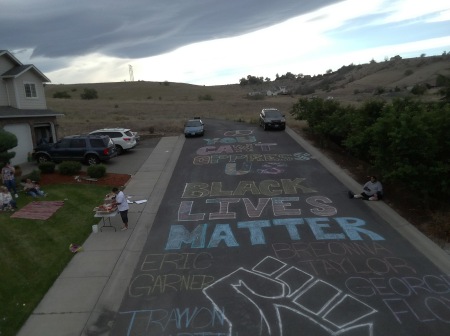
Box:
112 187 129 230
348 176 383 201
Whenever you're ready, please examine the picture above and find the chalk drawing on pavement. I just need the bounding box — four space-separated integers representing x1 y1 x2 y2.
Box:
203 256 377 335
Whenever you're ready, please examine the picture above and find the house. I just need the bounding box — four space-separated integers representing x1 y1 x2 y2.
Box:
0 50 63 165
266 86 289 96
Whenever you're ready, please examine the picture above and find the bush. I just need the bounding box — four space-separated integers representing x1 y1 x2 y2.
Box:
0 129 17 164
53 91 71 99
411 84 427 95
58 161 82 175
80 88 98 100
87 164 107 178
38 161 56 173
404 69 414 76
198 94 213 101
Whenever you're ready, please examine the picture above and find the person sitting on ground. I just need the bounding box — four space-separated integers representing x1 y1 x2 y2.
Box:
0 186 18 211
23 178 46 197
348 175 383 201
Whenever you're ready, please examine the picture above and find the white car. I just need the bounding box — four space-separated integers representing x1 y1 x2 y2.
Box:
89 128 137 155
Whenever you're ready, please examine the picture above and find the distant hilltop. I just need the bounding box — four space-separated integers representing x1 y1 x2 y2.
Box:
45 54 450 105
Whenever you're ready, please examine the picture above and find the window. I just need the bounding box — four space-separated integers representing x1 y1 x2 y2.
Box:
24 83 37 98
70 139 87 148
90 138 107 147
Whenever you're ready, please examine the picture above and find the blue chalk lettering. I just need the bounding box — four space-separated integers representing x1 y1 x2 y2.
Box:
306 218 346 240
166 224 207 250
273 218 304 240
208 224 239 248
237 220 271 245
335 217 385 241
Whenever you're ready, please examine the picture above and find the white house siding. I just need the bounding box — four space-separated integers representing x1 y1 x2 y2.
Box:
15 71 47 109
0 80 8 105
0 57 17 106
0 55 15 74
4 123 33 165
2 80 18 107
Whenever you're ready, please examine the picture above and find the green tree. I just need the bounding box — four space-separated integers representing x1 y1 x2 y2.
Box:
239 75 264 86
0 129 17 164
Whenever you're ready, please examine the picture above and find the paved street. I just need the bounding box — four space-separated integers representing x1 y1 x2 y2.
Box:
107 119 450 335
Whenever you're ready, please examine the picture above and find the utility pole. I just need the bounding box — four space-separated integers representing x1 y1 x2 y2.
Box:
129 65 134 82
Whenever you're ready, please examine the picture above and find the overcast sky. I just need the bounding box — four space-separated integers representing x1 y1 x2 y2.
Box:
1 0 450 85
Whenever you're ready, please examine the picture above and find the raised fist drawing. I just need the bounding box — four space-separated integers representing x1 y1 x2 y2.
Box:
203 256 377 336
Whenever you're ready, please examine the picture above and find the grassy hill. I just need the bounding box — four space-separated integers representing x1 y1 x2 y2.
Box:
45 54 450 137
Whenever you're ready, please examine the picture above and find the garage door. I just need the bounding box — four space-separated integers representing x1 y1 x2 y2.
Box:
3 123 33 165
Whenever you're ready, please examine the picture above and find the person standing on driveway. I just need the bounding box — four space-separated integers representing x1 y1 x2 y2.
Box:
2 162 18 198
112 187 129 230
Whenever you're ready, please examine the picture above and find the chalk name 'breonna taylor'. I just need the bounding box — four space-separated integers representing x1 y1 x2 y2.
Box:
348 176 383 201
112 187 129 230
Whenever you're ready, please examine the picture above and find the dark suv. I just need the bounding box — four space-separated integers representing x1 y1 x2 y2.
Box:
259 108 286 130
33 134 117 165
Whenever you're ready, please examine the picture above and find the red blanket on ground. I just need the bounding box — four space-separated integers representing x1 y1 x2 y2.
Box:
10 201 65 220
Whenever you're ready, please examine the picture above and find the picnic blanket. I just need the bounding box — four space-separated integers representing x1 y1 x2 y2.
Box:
10 201 65 220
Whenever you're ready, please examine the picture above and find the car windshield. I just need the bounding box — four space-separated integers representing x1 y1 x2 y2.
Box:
265 110 282 118
186 120 202 127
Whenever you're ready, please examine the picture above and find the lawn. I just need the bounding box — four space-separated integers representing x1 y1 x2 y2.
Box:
0 183 112 336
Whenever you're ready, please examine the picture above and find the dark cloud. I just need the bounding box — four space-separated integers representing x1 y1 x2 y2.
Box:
0 0 342 59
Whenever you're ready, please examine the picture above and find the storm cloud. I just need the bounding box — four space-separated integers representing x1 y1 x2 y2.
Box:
1 0 342 59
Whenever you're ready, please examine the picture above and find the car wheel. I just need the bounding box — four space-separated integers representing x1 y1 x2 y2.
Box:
263 123 268 131
115 145 124 155
36 154 50 164
86 155 100 165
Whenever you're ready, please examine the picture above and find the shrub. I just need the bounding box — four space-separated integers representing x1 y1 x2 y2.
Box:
53 91 71 98
0 129 17 164
436 74 450 87
198 94 213 101
80 88 98 100
87 164 106 178
58 161 82 175
373 87 385 95
38 161 56 173
411 84 427 95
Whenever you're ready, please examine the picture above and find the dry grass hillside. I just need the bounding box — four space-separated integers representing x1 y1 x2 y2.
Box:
45 82 299 137
45 54 450 137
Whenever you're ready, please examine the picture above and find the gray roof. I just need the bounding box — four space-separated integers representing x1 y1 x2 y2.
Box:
1 64 51 82
0 106 64 119
0 50 51 82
